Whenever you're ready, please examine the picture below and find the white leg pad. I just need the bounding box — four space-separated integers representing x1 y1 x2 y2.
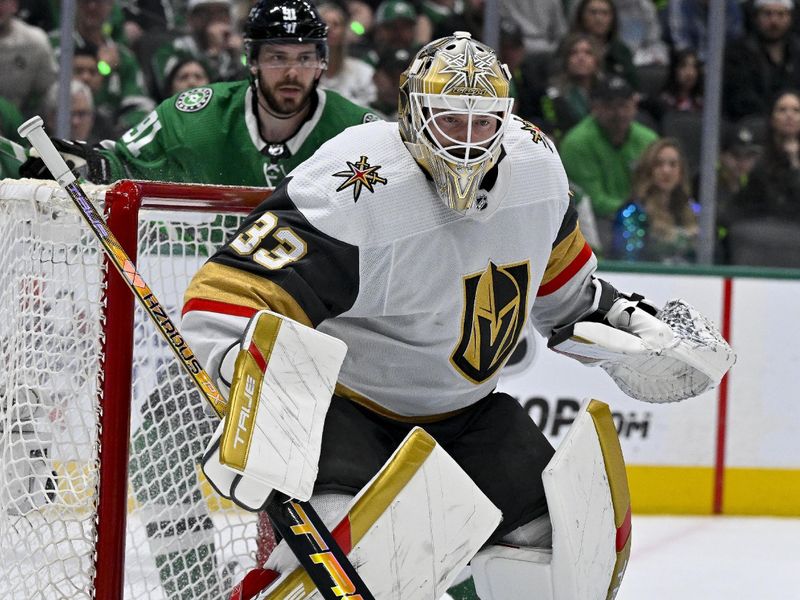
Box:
255 427 502 600
472 399 632 600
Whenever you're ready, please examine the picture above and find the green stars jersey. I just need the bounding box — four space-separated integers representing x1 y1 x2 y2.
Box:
100 80 380 187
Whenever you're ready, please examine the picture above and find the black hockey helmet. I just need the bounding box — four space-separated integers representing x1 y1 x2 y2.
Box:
244 0 328 64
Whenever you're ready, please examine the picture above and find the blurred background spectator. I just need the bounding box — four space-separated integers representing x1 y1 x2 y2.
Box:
369 0 424 61
499 0 566 58
541 32 604 140
369 46 410 120
151 0 245 98
559 75 660 249
728 89 800 266
162 54 212 99
0 0 57 117
42 79 103 143
724 0 800 124
568 0 639 90
50 0 154 134
667 0 744 63
70 39 118 138
611 137 699 263
647 48 704 120
498 19 548 124
318 0 376 106
713 122 765 263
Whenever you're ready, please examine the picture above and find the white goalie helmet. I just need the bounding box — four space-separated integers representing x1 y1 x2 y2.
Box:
399 31 514 213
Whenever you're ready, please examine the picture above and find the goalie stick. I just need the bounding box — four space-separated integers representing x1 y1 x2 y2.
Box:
18 116 375 600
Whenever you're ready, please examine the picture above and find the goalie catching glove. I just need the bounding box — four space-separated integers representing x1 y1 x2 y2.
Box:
19 138 111 183
201 310 347 510
549 290 735 403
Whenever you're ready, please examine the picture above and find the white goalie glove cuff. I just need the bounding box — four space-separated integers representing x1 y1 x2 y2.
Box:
549 297 736 403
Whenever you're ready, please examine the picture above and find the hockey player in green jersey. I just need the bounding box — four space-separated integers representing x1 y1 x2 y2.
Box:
21 0 379 187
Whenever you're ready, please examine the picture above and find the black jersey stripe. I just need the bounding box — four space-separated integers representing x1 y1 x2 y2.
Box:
551 202 579 248
209 177 360 327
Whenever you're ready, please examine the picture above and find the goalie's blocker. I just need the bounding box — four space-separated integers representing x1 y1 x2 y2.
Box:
202 310 347 509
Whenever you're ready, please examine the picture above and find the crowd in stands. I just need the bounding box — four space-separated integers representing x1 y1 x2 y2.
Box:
2 0 800 267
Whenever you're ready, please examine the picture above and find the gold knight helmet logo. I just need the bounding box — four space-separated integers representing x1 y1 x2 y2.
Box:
451 260 530 383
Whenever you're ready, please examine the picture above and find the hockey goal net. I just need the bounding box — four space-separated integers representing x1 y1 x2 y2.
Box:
0 178 276 600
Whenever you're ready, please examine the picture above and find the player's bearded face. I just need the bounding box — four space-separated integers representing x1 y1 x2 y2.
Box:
255 44 323 116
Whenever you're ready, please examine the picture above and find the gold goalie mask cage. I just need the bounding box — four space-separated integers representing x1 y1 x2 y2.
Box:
399 31 514 213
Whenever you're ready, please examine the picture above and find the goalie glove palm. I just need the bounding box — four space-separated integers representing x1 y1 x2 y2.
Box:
19 138 110 183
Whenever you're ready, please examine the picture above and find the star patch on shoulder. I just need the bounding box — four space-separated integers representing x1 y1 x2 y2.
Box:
517 117 554 153
332 155 387 201
175 87 213 113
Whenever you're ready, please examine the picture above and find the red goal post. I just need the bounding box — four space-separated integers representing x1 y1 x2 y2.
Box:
0 178 274 600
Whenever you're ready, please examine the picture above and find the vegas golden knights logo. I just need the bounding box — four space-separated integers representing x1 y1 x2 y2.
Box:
451 260 530 383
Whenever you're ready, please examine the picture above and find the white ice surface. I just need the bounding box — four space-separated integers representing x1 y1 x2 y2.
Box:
617 515 800 599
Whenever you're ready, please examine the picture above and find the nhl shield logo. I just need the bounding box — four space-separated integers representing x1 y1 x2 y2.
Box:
175 87 213 113
450 260 530 383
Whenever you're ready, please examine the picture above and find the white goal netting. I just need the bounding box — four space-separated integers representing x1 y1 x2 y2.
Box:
0 179 274 600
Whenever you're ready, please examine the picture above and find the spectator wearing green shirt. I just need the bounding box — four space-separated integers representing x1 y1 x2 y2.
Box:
49 0 154 135
559 75 659 248
150 0 246 98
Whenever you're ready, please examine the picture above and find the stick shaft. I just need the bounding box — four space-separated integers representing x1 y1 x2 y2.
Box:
18 116 374 600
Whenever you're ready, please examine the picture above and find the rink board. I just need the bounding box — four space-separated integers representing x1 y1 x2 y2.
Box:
497 267 800 516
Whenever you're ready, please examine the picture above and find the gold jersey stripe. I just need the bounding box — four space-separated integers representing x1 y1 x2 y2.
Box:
539 225 588 288
335 383 471 424
183 262 312 326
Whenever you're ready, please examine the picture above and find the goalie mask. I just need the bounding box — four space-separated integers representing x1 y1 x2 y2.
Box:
399 31 514 213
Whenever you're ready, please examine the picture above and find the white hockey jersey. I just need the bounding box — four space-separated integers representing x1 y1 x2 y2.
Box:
183 117 600 419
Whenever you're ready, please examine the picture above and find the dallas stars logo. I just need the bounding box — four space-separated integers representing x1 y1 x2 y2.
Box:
332 155 388 201
439 43 498 96
517 117 554 153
